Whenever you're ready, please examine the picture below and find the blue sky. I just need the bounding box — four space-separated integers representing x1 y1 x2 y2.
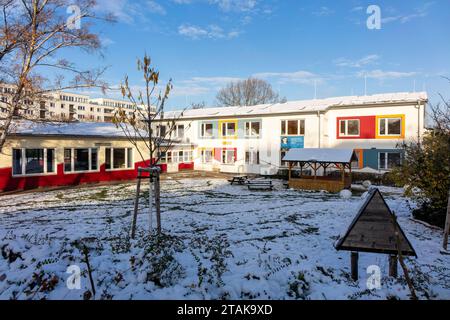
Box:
64 0 450 109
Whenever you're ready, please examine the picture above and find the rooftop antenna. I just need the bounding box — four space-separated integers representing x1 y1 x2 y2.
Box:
413 79 416 93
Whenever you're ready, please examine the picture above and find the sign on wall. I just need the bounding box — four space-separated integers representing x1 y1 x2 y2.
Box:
281 136 304 149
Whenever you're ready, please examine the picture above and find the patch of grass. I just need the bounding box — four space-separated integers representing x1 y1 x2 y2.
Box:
88 190 108 201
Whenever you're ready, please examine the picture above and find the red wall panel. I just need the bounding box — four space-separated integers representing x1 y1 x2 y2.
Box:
336 116 376 139
178 163 194 171
0 159 166 193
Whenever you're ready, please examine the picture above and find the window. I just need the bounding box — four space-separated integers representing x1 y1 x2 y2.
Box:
113 149 126 169
183 151 193 162
245 150 260 165
12 148 55 176
174 125 185 139
201 149 213 163
74 149 90 171
64 148 98 172
13 149 22 175
157 125 167 137
222 150 235 164
221 122 236 137
281 120 305 136
201 123 213 138
379 152 402 170
339 119 360 137
378 117 402 136
245 122 261 138
105 148 133 170
25 149 44 174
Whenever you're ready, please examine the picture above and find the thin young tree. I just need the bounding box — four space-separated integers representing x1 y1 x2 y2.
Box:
0 0 113 153
216 77 284 107
113 54 191 237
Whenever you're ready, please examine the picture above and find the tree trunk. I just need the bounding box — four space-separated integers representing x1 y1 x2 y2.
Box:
0 114 12 154
155 172 161 235
443 190 450 250
149 175 153 233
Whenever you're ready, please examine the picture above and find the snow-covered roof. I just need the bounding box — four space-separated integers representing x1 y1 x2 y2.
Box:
283 148 357 163
9 121 144 138
162 92 427 120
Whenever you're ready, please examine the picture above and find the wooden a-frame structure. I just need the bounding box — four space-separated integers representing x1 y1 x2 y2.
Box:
335 188 417 280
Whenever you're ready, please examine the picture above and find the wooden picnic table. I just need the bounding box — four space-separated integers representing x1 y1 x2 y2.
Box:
228 175 248 185
247 180 274 191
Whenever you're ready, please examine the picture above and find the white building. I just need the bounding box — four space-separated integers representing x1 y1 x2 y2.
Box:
155 92 428 174
0 84 143 123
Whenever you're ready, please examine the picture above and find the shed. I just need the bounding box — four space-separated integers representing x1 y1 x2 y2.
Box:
282 148 358 192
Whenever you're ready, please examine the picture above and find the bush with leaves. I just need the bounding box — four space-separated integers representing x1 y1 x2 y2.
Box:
391 92 450 227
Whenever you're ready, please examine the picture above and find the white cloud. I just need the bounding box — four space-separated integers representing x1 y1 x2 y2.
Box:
172 76 243 97
208 0 257 12
350 6 364 12
253 70 322 84
358 70 418 80
382 2 434 24
178 24 240 40
312 6 334 17
95 0 139 24
334 54 380 68
147 1 167 15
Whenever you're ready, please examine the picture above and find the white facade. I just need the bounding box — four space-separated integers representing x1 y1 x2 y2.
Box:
157 92 428 174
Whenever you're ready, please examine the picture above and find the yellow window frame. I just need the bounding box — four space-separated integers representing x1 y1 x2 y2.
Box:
218 120 238 139
376 114 405 139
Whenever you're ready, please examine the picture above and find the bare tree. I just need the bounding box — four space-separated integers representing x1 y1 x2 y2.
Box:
0 0 113 153
113 54 191 236
216 77 284 107
428 77 450 135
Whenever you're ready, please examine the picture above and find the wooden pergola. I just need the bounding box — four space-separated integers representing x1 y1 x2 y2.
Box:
283 149 358 193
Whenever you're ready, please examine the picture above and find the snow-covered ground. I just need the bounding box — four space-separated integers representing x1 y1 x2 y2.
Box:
0 178 448 300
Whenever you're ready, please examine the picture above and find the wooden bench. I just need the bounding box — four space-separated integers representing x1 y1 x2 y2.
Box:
247 180 274 191
228 175 248 185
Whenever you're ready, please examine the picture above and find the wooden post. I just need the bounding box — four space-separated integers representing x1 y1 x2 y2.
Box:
443 190 450 250
389 255 398 278
131 175 142 239
351 252 359 281
288 162 292 181
313 162 317 180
